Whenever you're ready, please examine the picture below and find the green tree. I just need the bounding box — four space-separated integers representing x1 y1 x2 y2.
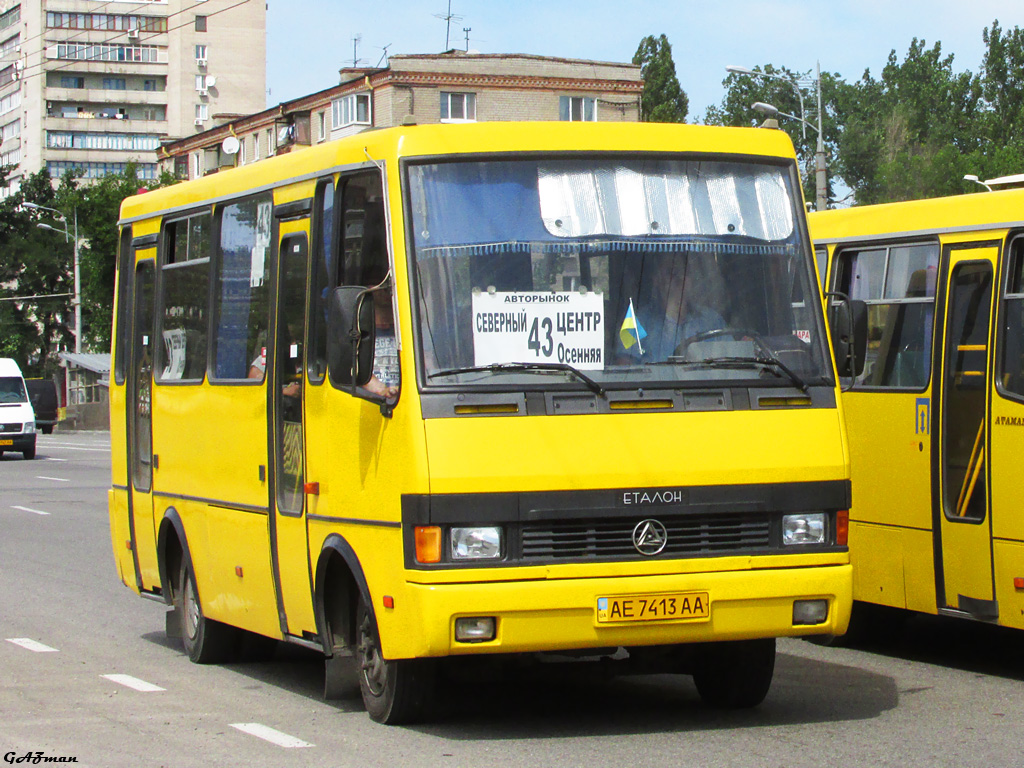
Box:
1 169 76 376
633 34 688 123
832 38 983 204
705 64 838 205
1 164 178 374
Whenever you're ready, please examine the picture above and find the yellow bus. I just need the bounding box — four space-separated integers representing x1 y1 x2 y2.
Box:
109 121 852 723
811 189 1024 634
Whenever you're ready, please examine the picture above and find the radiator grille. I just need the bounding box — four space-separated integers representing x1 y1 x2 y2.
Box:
520 512 772 560
0 423 20 434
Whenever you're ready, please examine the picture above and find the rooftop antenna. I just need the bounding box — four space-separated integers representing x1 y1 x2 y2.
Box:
376 43 392 68
351 33 363 68
463 27 471 51
433 0 463 50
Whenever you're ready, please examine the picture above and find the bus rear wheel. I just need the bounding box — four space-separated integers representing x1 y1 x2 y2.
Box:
178 558 238 664
692 638 775 709
355 597 435 724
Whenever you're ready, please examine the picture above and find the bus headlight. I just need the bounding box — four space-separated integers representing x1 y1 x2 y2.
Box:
451 526 502 560
782 513 826 545
23 422 35 434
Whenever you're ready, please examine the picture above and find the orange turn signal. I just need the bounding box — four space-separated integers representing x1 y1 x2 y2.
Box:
1014 577 1024 590
836 510 849 546
414 526 442 564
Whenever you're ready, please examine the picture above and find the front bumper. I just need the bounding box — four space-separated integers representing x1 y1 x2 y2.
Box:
0 433 35 452
380 562 852 659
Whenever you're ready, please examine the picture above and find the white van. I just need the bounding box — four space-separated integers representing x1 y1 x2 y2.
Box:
0 358 36 459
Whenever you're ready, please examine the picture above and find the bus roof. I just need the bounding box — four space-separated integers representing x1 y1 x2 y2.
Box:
121 121 798 225
809 186 1024 245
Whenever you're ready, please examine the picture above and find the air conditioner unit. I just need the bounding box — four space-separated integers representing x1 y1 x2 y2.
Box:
127 28 140 40
198 88 208 97
194 118 204 126
196 58 207 68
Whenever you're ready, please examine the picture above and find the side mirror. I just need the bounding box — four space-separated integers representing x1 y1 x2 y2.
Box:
826 292 867 380
327 286 375 389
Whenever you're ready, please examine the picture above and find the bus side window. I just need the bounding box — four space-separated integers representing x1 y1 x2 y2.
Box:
308 177 337 384
334 171 399 398
1001 237 1024 397
212 195 273 382
157 212 212 383
836 243 937 388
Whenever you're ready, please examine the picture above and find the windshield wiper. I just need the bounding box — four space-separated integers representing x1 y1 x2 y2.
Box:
428 362 606 397
678 355 811 393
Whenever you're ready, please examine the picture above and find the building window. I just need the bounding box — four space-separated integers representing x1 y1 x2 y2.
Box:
252 133 259 161
318 111 326 141
60 76 85 89
440 92 476 122
195 15 207 32
331 93 371 128
55 43 164 63
560 96 597 122
266 128 274 156
103 78 127 90
143 79 157 92
195 44 208 64
47 132 161 151
195 104 208 122
195 75 207 93
0 6 20 34
47 161 158 180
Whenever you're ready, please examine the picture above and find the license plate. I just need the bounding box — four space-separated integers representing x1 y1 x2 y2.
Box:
0 439 12 446
596 592 710 623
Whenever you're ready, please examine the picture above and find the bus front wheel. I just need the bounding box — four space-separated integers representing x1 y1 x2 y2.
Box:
355 597 435 724
692 638 775 708
178 559 238 664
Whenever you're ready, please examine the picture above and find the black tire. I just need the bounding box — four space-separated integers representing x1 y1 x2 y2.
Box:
42 426 53 435
178 558 238 664
693 638 776 709
355 596 435 724
22 445 35 460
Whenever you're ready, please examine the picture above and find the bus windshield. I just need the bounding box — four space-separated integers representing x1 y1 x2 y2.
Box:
408 155 831 390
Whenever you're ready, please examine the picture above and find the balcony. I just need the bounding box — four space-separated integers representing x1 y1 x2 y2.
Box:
46 87 167 105
44 115 168 134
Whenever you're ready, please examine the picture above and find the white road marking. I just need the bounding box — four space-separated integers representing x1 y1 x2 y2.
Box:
44 444 109 452
35 476 69 482
101 674 165 692
229 723 313 749
45 457 68 462
10 506 49 516
5 638 58 653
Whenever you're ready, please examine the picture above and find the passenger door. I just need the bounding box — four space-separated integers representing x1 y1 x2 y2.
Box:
935 244 998 617
127 257 159 588
270 231 316 635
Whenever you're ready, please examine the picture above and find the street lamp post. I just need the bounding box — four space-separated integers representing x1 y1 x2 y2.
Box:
24 202 81 354
726 63 828 211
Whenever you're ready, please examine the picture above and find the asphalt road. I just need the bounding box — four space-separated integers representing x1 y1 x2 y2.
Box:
2 432 1024 767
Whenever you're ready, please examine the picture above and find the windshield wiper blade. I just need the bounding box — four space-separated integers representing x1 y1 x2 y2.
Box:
428 362 606 397
684 355 811 393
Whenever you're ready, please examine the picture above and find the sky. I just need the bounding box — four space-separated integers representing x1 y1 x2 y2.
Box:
265 0 1019 120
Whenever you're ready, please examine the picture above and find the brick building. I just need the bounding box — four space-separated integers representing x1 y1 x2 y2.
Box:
159 51 643 180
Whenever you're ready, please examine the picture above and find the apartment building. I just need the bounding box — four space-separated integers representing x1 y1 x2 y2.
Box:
0 0 265 191
160 51 644 180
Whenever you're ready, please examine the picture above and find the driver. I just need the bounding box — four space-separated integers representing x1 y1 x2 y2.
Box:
619 256 725 362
